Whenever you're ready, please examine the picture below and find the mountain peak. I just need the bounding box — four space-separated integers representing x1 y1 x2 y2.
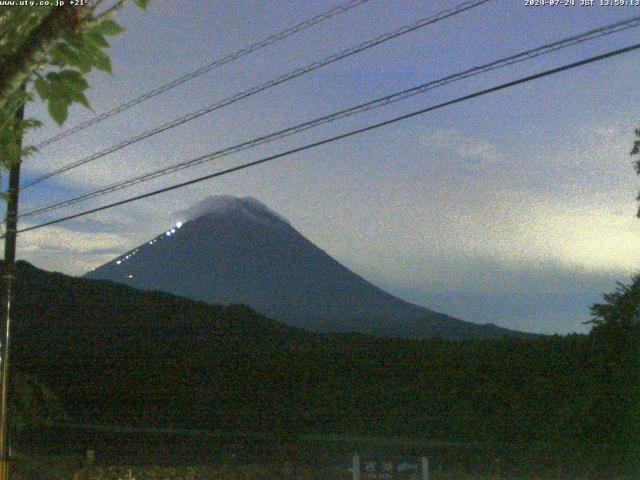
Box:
86 195 532 340
176 195 290 227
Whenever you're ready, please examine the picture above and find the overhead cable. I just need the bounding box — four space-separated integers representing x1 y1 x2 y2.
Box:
22 0 490 189
14 42 640 236
20 15 640 219
31 0 374 150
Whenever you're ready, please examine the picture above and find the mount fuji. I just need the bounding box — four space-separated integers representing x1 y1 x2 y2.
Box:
84 196 529 339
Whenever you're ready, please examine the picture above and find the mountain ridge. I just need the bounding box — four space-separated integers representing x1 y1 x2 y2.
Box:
85 195 531 340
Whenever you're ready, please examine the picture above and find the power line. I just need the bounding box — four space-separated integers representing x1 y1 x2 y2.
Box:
21 0 490 190
13 42 640 237
31 0 374 151
19 14 640 219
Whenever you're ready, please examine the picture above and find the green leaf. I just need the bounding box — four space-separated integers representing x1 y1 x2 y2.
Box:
50 43 91 73
34 78 49 100
62 31 84 49
91 19 124 36
75 57 94 74
44 71 60 82
92 48 112 73
45 73 72 100
134 0 149 8
22 118 42 130
42 69 91 114
86 31 109 48
48 98 68 125
57 69 88 90
73 92 91 109
21 145 38 159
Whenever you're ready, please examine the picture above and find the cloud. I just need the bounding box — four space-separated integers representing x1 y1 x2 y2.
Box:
422 128 502 168
174 194 290 225
15 225 130 275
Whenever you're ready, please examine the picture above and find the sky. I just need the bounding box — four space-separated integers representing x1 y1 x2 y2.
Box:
12 0 640 334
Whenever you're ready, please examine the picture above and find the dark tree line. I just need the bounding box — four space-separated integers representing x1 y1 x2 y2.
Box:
1 260 637 474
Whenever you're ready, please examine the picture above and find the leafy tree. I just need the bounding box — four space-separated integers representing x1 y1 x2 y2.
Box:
587 276 640 467
0 0 149 170
589 275 640 330
1 2 149 474
631 128 640 216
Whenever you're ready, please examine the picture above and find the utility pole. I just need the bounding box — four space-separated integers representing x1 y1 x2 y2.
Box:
0 100 24 480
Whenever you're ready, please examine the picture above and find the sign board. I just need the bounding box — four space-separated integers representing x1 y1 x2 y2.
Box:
353 455 427 480
362 459 396 479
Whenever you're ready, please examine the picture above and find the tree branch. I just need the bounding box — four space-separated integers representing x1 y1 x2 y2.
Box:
0 7 78 112
82 0 130 29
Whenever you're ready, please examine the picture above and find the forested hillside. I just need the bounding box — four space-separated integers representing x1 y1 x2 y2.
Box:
4 261 638 471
